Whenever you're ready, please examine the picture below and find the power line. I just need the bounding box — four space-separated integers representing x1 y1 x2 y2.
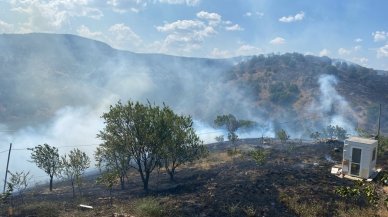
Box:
0 143 100 155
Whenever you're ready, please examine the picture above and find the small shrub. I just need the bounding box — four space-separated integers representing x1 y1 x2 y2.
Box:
335 181 379 206
276 129 290 144
249 149 268 165
227 202 240 216
133 197 165 217
242 205 256 217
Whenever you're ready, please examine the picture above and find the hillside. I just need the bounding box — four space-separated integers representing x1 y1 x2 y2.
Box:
0 33 387 136
226 53 388 134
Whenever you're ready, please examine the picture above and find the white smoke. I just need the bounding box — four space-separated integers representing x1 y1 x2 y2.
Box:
308 74 357 132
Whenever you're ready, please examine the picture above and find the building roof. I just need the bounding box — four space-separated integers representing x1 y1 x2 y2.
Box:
346 136 377 145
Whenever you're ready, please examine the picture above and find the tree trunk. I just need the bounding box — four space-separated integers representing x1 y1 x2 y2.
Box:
71 181 75 198
49 176 53 191
167 167 176 182
120 175 125 190
109 188 113 206
143 172 150 192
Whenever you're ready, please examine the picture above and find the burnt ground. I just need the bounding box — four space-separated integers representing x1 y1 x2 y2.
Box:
3 139 388 217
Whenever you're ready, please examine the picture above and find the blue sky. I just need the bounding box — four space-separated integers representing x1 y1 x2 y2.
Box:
1 0 388 70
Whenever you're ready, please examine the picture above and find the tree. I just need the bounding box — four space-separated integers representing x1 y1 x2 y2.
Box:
61 148 90 198
378 136 388 157
310 131 321 142
334 125 347 140
276 129 290 144
28 144 61 191
8 171 31 203
97 101 171 191
323 125 336 139
159 108 207 181
356 127 370 138
96 171 119 206
95 140 131 190
215 135 224 143
214 114 255 151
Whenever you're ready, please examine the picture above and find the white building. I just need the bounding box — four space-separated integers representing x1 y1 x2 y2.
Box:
341 137 378 179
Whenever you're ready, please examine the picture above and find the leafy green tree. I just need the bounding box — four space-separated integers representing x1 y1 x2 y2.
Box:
97 101 171 191
61 148 90 197
28 144 62 191
159 108 207 181
214 114 255 151
276 129 290 144
8 171 31 203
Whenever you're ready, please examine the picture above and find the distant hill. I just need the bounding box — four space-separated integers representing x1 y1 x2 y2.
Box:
227 53 388 134
0 33 387 136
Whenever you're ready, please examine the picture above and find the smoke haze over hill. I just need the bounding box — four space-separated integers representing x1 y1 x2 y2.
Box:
1 33 388 186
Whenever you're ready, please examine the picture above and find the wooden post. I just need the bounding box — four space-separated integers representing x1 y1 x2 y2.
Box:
3 143 12 193
377 103 381 139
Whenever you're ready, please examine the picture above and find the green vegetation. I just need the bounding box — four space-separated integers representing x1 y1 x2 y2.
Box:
133 197 166 217
214 114 255 151
249 149 268 165
323 125 347 140
28 144 62 191
378 135 388 157
61 148 90 198
97 100 206 191
96 171 119 206
0 183 13 205
8 170 31 203
159 108 208 181
335 181 379 206
269 82 300 105
276 129 290 144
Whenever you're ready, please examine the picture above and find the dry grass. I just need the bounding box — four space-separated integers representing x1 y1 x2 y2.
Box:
279 191 325 217
189 150 241 170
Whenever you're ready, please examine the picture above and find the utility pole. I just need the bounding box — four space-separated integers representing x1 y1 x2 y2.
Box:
377 103 382 139
3 143 12 193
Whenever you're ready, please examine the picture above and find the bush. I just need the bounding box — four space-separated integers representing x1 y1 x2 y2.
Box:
249 149 268 165
335 181 379 206
133 197 165 217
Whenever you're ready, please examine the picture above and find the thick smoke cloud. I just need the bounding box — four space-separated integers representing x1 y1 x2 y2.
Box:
0 34 359 188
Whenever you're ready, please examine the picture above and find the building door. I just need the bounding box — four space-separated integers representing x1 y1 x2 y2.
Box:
350 148 361 176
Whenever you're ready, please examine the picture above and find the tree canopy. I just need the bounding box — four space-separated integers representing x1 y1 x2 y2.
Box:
28 144 61 191
97 100 206 191
214 114 255 150
61 148 90 197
